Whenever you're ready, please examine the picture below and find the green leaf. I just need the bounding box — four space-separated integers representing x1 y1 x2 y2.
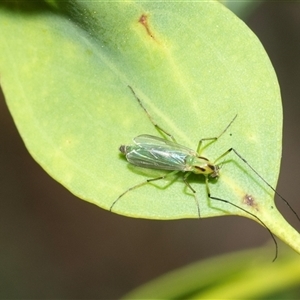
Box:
0 1 299 253
123 244 300 299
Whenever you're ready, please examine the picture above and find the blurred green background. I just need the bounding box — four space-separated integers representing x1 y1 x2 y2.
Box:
1 1 300 298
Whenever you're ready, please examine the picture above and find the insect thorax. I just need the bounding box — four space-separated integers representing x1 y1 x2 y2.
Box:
186 155 219 177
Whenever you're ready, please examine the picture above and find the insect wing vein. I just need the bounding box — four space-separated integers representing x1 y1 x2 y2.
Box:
134 135 194 152
126 135 195 171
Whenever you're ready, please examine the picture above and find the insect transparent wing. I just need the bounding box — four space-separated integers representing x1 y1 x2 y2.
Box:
125 135 196 171
134 134 196 154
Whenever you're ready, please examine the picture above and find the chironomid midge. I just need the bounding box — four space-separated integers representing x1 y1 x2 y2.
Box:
110 86 300 261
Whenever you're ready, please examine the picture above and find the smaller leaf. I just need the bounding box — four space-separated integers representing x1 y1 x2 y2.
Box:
123 244 300 300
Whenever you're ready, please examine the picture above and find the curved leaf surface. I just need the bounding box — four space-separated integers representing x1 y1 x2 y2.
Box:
0 0 299 252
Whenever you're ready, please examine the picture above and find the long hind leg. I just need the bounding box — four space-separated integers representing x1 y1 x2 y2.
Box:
196 115 237 154
110 170 180 212
204 177 278 261
128 86 177 142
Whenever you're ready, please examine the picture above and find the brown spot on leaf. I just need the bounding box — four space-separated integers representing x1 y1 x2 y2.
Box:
243 194 259 211
139 14 155 40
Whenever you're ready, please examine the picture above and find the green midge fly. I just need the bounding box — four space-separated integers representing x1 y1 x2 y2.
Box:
110 86 300 261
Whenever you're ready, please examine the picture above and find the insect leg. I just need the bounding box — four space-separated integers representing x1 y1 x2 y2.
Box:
205 177 278 261
110 170 180 212
182 172 201 218
217 148 300 222
128 85 177 142
196 115 237 154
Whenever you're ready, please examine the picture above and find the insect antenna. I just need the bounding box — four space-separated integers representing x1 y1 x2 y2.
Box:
230 148 300 222
209 193 278 261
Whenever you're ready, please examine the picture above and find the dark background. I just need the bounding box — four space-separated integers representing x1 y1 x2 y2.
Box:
1 2 300 299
